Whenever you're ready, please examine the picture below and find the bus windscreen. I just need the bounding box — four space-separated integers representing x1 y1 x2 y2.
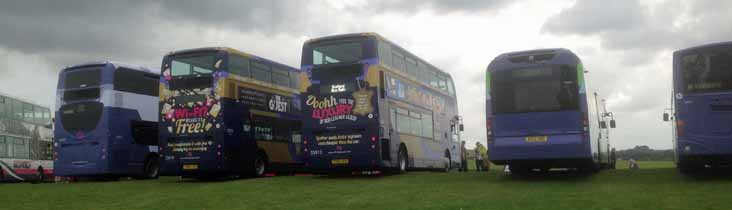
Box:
170 54 216 76
306 40 366 66
493 66 579 114
59 102 103 133
64 66 102 89
682 49 732 93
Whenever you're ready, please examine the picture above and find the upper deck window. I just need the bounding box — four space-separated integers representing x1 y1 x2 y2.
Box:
304 38 373 66
682 47 732 93
64 66 102 89
492 66 579 114
170 54 216 76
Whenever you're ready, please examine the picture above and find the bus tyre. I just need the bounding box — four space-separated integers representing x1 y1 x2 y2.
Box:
443 151 451 172
253 153 267 177
397 147 408 173
142 157 160 179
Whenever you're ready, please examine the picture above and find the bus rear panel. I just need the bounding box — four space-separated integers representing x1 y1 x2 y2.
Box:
54 62 160 178
487 49 609 171
673 42 732 172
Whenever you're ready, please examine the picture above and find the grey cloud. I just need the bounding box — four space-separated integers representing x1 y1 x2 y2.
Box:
368 0 514 14
541 0 732 53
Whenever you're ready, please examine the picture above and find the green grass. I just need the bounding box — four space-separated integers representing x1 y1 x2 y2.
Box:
2 161 731 210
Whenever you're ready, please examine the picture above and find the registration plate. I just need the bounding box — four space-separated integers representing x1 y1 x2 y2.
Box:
183 164 198 170
331 159 349 165
525 136 548 142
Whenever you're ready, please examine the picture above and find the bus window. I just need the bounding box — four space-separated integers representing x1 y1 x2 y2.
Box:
391 50 406 73
406 57 418 77
64 66 101 89
493 67 579 114
114 68 158 96
421 113 433 139
229 54 251 78
251 60 272 83
171 55 215 76
59 102 103 133
682 50 732 93
289 71 300 89
447 78 455 96
312 42 363 65
378 41 392 67
272 67 290 87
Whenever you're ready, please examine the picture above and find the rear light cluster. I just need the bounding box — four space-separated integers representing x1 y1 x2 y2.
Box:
676 120 684 136
370 136 377 150
582 113 589 141
217 144 223 157
486 117 493 142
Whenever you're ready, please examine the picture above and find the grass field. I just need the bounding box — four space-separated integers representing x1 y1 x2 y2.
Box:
2 161 731 210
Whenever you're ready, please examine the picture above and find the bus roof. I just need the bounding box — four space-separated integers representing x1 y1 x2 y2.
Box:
488 48 580 71
674 41 732 55
62 61 158 75
166 47 300 72
304 32 453 79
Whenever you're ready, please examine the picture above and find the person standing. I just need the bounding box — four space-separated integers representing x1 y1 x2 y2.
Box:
475 142 485 171
460 141 468 172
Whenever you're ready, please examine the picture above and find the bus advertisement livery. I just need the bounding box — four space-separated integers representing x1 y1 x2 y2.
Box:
159 47 305 178
302 33 463 174
0 93 53 182
670 42 732 174
54 62 160 179
486 49 616 174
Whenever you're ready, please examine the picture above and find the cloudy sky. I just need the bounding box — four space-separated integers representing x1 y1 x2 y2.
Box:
1 0 730 149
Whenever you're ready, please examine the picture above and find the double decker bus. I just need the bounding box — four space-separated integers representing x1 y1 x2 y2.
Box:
486 49 616 174
159 47 305 178
0 93 53 182
669 42 732 174
301 33 463 174
54 62 161 179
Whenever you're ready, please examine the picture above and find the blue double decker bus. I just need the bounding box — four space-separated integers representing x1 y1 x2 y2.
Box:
486 49 615 174
55 62 161 179
159 47 306 178
301 33 463 174
670 42 732 174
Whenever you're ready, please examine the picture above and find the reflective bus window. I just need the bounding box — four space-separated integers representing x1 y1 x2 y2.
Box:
251 60 272 83
272 67 290 87
229 54 250 78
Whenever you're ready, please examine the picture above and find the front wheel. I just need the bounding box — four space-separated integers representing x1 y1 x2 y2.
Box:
397 148 408 173
141 157 160 179
253 154 267 177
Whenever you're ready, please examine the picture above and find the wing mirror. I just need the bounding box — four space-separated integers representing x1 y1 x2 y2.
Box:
459 124 464 132
610 120 616 128
600 121 608 129
663 113 670 122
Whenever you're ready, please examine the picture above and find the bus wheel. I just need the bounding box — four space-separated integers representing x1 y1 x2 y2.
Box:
143 157 160 179
37 167 45 182
397 147 408 173
254 153 267 177
443 151 451 172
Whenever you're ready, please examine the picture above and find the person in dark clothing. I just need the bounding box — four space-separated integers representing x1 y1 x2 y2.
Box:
460 141 468 172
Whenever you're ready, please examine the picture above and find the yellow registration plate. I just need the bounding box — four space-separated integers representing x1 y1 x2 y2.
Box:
331 159 349 165
525 136 548 143
183 164 198 170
